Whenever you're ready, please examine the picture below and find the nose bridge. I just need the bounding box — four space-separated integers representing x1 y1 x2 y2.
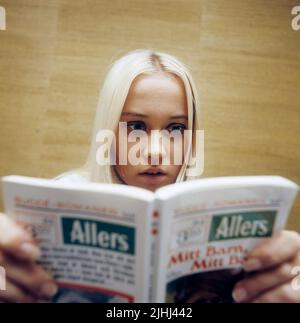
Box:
143 130 167 161
150 130 161 154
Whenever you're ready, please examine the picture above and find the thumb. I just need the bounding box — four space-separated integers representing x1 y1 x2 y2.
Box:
0 213 40 262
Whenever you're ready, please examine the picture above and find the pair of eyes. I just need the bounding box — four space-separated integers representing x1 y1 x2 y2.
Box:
126 121 187 133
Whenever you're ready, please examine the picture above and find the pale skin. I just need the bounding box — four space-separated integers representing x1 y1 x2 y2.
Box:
1 72 300 302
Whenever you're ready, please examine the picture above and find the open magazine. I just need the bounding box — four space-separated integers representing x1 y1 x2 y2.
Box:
1 175 299 303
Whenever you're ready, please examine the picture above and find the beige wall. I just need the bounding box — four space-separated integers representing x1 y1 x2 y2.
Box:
0 0 300 230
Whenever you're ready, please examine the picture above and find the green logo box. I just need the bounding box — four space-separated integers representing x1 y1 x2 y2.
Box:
62 217 135 255
209 211 276 242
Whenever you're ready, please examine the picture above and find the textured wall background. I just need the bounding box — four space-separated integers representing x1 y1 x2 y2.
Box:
0 0 299 230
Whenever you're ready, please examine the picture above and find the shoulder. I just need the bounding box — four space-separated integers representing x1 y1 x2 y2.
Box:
53 171 90 183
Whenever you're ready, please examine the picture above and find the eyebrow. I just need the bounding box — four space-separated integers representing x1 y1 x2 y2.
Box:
121 112 188 120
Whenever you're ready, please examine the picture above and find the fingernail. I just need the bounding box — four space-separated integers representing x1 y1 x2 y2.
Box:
244 258 261 272
40 282 58 298
232 287 248 302
20 242 40 260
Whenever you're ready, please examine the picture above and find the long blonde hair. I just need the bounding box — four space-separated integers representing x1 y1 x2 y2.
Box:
59 49 202 184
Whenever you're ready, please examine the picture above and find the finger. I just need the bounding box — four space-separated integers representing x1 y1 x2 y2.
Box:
252 282 300 303
233 259 297 302
244 230 300 272
2 252 58 300
0 279 36 303
0 213 40 262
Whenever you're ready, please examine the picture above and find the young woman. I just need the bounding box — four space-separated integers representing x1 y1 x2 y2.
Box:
0 49 300 303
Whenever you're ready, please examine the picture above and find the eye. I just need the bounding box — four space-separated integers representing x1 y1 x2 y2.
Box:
127 121 146 132
166 123 187 133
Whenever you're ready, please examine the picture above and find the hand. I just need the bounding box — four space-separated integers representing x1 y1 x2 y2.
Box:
0 213 58 302
233 230 300 302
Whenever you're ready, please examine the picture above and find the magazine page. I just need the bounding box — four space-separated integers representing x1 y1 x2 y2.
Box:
154 176 299 303
1 176 155 303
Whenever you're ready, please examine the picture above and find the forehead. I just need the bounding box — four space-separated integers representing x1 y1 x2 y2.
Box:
122 72 188 116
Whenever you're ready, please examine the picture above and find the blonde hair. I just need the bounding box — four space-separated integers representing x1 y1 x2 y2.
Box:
58 49 202 185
